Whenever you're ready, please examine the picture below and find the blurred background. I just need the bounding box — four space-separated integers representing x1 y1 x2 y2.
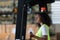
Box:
0 0 17 40
0 0 60 40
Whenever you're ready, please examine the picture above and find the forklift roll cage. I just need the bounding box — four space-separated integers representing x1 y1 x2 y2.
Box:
15 0 55 40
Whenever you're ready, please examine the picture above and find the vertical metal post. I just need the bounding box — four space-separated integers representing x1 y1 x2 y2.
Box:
15 0 27 40
20 4 27 40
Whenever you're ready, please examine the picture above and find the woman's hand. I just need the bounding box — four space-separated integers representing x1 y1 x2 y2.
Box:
30 32 34 37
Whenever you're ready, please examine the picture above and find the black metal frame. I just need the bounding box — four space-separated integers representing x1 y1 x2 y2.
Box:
15 0 27 40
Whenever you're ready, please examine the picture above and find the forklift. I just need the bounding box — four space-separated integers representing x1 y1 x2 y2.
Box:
15 0 55 40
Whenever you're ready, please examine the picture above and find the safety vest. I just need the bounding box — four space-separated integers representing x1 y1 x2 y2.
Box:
36 24 50 40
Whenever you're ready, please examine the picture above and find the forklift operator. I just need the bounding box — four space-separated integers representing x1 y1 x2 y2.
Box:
30 12 52 40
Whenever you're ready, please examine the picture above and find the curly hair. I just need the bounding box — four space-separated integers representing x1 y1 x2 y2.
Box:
35 12 52 26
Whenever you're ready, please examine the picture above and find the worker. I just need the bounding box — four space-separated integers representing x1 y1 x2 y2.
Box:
30 12 52 40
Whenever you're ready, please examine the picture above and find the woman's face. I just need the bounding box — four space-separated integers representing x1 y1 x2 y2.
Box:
35 14 41 23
